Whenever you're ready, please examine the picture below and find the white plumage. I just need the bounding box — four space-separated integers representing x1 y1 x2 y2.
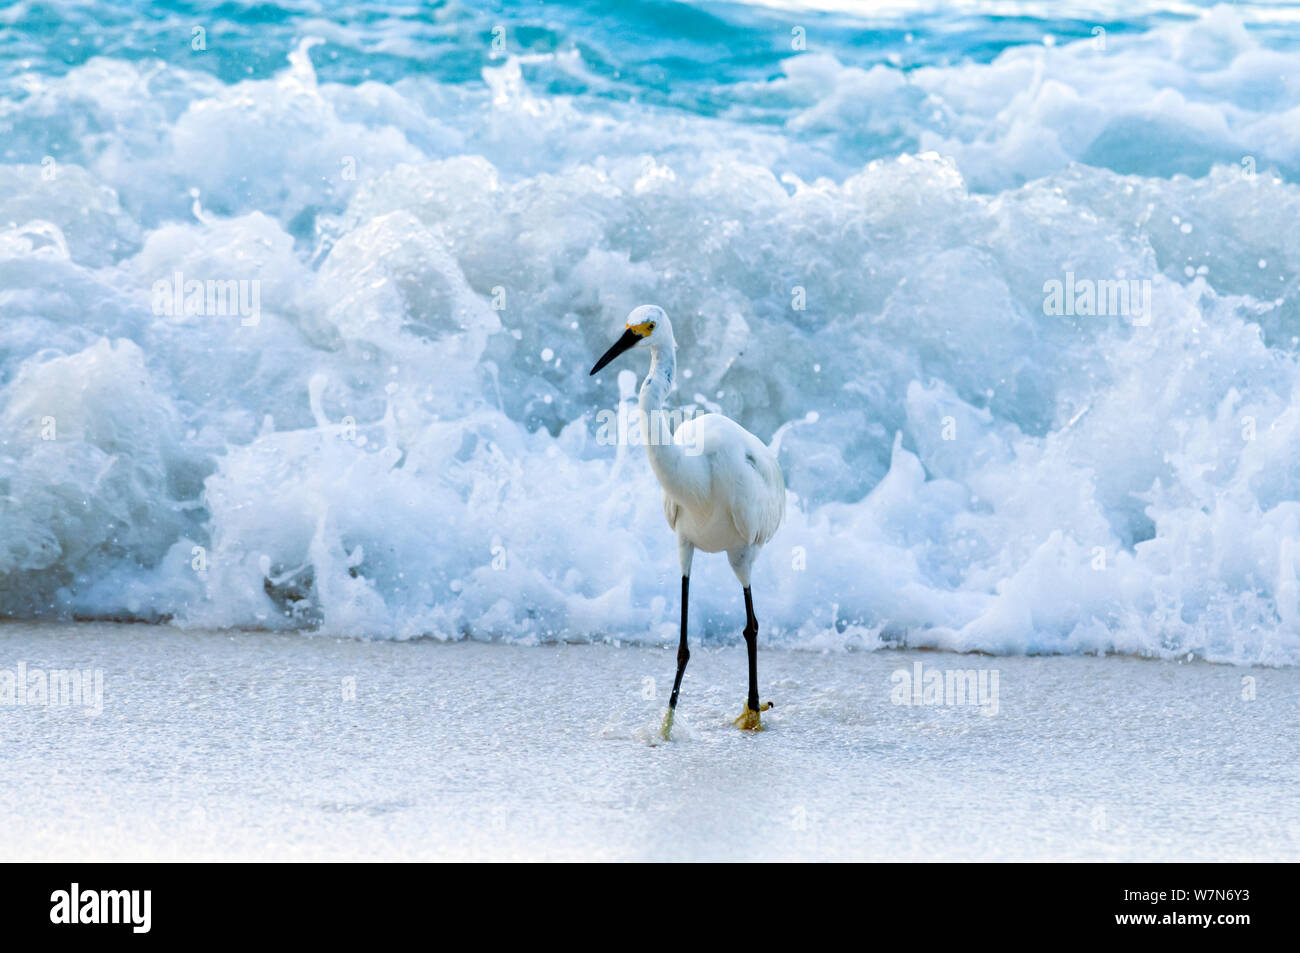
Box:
589 304 786 735
661 413 785 560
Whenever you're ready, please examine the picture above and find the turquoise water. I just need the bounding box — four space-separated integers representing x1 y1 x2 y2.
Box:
0 1 1185 87
5 2 1294 137
2 2 1300 664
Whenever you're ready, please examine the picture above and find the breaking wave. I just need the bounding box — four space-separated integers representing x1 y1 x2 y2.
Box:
2 1 1299 664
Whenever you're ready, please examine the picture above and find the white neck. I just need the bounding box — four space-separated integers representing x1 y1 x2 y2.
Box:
636 326 691 489
638 335 675 415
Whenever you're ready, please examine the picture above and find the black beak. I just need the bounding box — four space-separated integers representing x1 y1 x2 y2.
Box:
589 328 640 376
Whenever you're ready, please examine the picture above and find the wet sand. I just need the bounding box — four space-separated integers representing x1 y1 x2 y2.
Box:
0 623 1294 861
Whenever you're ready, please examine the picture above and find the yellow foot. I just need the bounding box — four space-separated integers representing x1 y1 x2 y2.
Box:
733 701 773 731
660 708 676 741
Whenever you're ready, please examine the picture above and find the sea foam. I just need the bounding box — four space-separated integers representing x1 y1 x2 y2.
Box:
1 3 1298 664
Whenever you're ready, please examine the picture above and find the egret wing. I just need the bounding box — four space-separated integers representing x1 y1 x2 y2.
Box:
727 442 785 546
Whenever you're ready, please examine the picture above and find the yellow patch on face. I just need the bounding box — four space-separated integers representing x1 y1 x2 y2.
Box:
627 320 656 337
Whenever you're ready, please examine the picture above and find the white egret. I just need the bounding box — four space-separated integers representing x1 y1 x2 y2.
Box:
590 305 785 737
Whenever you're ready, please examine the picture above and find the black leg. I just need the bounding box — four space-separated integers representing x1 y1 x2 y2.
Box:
669 575 690 711
743 586 759 710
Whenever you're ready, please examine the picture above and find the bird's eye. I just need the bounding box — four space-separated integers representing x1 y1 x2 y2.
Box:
647 322 656 332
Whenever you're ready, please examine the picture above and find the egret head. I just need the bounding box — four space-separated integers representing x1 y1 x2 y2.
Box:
589 305 669 376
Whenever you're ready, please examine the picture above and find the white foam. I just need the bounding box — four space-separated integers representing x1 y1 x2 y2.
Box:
2 13 1299 664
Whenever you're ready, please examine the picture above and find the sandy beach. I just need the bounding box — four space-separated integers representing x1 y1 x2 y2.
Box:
0 623 1293 862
